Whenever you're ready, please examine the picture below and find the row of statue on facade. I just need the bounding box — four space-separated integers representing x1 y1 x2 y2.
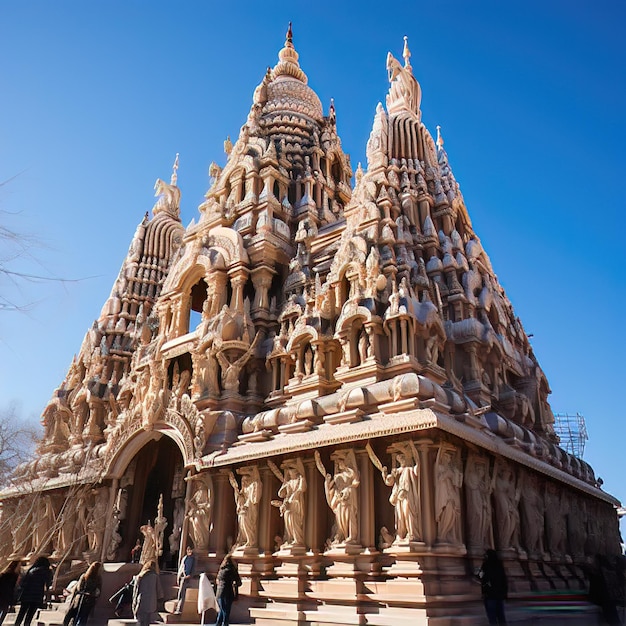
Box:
179 441 605 559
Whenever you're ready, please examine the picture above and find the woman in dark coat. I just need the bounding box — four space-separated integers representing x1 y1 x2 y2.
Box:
132 560 162 626
65 562 102 626
0 561 21 625
215 556 241 626
477 549 508 625
14 556 53 626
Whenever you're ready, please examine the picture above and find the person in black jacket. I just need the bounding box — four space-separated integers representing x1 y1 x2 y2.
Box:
0 561 21 625
215 556 241 626
477 549 508 625
14 557 53 626
64 562 102 626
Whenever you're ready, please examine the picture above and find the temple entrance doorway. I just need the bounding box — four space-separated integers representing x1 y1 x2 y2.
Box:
118 435 185 570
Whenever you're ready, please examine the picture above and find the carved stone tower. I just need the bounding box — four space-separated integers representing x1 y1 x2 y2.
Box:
0 30 621 626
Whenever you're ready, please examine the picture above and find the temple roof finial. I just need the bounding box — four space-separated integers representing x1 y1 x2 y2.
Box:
403 35 412 72
274 21 307 83
170 153 179 186
286 22 293 46
436 125 444 150
224 136 233 157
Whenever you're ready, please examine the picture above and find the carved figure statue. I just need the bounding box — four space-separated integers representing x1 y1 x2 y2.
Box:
315 449 360 546
186 478 212 550
492 459 521 550
32 495 55 554
367 441 421 543
139 522 158 564
229 466 261 550
465 453 493 550
386 50 421 116
435 444 463 545
519 472 545 555
169 497 185 556
106 505 122 561
269 458 307 548
55 500 78 558
216 333 261 393
153 177 181 217
87 488 108 555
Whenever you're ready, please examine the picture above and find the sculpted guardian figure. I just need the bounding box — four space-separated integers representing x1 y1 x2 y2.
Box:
230 466 261 550
435 444 463 545
465 453 493 551
315 449 360 546
367 441 422 543
269 458 307 548
492 459 521 550
186 478 212 550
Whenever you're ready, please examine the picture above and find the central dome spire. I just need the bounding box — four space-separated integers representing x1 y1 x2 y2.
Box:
272 22 308 84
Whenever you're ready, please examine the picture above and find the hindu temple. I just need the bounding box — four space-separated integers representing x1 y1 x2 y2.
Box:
0 27 622 625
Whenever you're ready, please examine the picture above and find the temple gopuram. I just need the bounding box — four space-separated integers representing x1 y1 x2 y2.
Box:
1 28 622 626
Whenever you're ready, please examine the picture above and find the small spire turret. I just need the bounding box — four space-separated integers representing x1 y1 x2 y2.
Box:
436 125 444 150
170 153 179 186
403 35 412 72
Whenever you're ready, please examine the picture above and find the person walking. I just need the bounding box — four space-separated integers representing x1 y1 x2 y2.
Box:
215 556 241 626
0 561 21 626
14 557 53 626
477 549 508 625
132 560 162 626
65 562 102 626
174 547 195 615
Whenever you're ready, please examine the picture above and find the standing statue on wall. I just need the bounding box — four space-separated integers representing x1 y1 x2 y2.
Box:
367 441 422 543
268 458 307 548
186 477 213 551
315 449 361 546
519 472 545 556
229 466 261 550
154 494 168 560
492 459 521 551
87 488 108 556
465 452 494 551
435 444 463 545
139 522 158 564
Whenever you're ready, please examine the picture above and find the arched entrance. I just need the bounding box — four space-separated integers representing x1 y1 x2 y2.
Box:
118 434 185 569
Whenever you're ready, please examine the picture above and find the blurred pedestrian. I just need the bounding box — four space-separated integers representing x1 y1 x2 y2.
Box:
477 549 508 625
65 562 102 626
132 560 162 626
0 561 21 625
215 556 241 626
14 556 52 626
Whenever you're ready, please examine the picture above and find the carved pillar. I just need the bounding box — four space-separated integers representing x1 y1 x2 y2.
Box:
180 471 194 560
357 449 375 549
417 440 435 547
258 465 273 554
305 457 323 553
212 273 229 314
100 478 119 562
251 266 275 312
229 271 248 313
212 471 235 556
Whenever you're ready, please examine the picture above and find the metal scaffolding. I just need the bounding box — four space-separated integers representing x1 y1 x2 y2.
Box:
553 412 588 459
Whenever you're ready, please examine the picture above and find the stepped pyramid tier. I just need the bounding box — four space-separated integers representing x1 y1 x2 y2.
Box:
0 33 621 626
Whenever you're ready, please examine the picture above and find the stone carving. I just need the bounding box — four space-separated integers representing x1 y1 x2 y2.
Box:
435 444 463 545
465 452 493 551
169 497 185 556
216 333 261 393
315 448 360 546
269 458 307 548
367 441 421 543
139 522 158 564
230 465 261 550
492 459 521 551
87 487 108 556
386 42 421 117
186 476 213 551
519 472 545 556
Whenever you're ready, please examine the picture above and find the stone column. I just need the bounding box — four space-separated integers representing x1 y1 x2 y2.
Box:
251 266 274 312
417 440 435 547
100 478 118 562
357 448 375 549
229 271 248 313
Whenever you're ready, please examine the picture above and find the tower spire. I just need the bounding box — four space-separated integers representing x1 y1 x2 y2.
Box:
403 35 412 72
436 125 444 150
170 153 179 186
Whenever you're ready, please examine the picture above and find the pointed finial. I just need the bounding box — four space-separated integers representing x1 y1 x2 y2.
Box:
286 22 293 45
224 136 233 156
436 125 444 150
170 153 179 186
403 36 412 71
355 162 364 185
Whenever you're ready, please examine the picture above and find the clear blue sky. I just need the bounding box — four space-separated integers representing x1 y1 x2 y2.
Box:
1 2 624 526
